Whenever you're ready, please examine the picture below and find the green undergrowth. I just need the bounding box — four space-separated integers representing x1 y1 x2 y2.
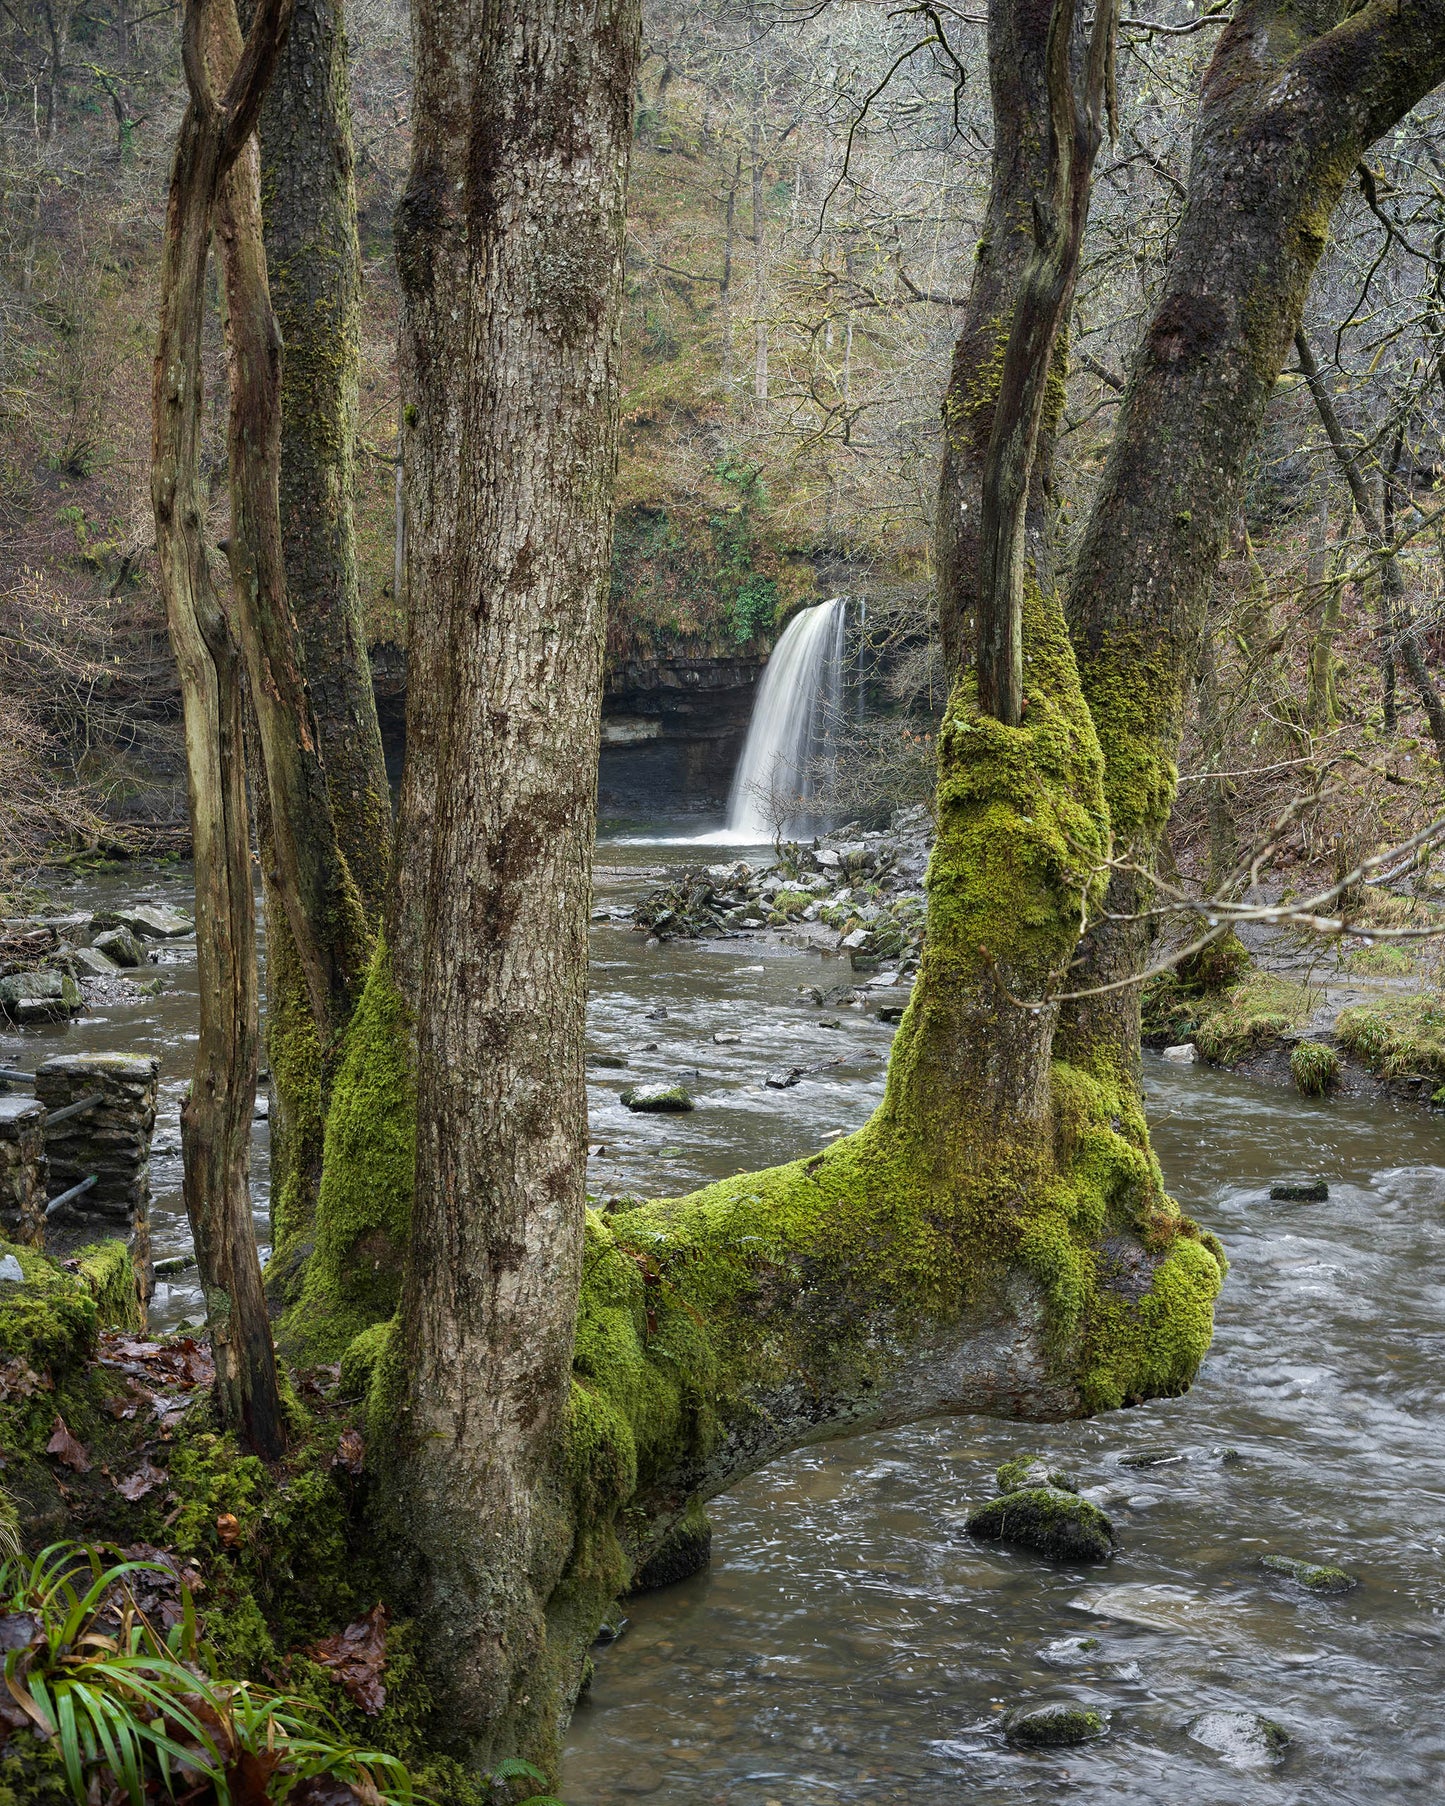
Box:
1290 1041 1340 1096
1336 995 1445 1090
1146 963 1314 1066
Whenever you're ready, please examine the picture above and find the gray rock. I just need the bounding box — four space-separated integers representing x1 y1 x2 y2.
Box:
765 1067 805 1090
589 1053 629 1069
1269 1179 1328 1201
1259 1554 1357 1594
1162 1043 1197 1063
712 1031 743 1045
92 927 145 968
620 1084 694 1114
0 1253 25 1284
1004 1703 1108 1748
112 904 194 939
0 969 82 1021
1187 1710 1290 1768
966 1487 1118 1563
72 945 119 978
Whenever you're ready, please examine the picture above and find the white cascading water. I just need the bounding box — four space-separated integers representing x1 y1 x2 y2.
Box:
725 596 847 841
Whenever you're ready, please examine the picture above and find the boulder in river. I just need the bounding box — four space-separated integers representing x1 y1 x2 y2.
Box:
996 1455 1078 1494
1269 1178 1328 1201
110 903 194 939
1186 1709 1290 1768
620 1083 694 1114
92 926 146 969
1003 1702 1108 1748
1259 1554 1356 1593
1037 1635 1102 1669
966 1487 1117 1563
0 968 82 1022
72 945 120 979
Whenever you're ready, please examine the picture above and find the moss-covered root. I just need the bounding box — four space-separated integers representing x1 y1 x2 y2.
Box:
279 939 414 1363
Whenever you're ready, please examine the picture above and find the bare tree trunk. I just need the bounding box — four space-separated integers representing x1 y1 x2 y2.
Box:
1058 0 1445 1074
1295 326 1445 768
382 0 643 1766
151 0 294 1460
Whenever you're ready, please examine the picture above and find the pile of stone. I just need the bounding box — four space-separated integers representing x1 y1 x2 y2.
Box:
0 901 193 1022
628 807 933 999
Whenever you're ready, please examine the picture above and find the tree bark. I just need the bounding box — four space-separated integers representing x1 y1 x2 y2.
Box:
381 0 643 1766
151 0 294 1460
258 0 392 916
937 0 1065 679
1058 0 1445 1074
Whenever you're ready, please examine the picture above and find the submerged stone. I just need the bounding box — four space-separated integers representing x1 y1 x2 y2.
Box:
996 1455 1078 1494
1187 1709 1290 1767
1269 1179 1328 1201
620 1083 694 1114
966 1487 1117 1563
1260 1554 1357 1594
1037 1635 1102 1669
1004 1702 1108 1748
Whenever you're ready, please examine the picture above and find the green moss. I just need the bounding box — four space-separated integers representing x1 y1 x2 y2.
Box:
771 889 812 917
264 903 326 1281
1336 995 1445 1082
966 1487 1117 1562
281 939 414 1361
1290 1041 1339 1096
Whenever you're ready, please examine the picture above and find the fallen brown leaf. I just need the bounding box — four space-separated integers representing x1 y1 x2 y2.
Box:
310 1603 388 1715
334 1427 365 1474
215 1512 241 1548
116 1456 167 1501
45 1414 90 1472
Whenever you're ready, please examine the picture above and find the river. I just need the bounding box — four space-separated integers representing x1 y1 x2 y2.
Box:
4 841 1443 1805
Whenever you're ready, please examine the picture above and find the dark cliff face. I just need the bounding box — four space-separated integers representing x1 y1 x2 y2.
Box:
370 642 764 811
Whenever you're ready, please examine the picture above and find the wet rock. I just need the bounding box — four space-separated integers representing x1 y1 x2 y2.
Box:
92 926 146 968
966 1487 1118 1563
589 1053 629 1069
713 1030 743 1045
1117 1445 1185 1470
72 945 119 979
1162 1043 1197 1063
1037 1635 1102 1669
1269 1178 1328 1201
997 1455 1078 1495
109 903 194 939
593 1610 629 1645
1004 1703 1108 1748
1259 1554 1357 1594
620 1083 694 1113
1186 1710 1289 1768
765 1067 805 1090
631 1503 712 1593
643 1006 668 1020
0 969 83 1022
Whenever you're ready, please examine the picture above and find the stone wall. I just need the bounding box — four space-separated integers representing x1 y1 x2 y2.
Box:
0 1093 45 1246
33 1053 159 1286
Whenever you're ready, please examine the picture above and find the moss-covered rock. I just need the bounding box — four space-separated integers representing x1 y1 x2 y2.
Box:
996 1454 1077 1494
630 1499 711 1592
1004 1702 1108 1747
1260 1553 1356 1593
620 1083 694 1113
965 1486 1117 1562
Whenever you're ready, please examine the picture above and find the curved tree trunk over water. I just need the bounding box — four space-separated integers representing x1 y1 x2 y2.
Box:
1058 0 1445 1076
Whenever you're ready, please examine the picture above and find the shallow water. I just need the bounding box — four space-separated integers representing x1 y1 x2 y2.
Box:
6 843 1444 1803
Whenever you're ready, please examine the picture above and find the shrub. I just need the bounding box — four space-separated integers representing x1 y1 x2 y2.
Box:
1290 1042 1339 1096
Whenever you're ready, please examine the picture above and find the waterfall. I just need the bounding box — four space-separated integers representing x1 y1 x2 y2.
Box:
726 596 847 841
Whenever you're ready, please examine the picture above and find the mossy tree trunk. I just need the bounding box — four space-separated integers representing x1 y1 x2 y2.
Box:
150 0 293 1460
1059 0 1445 1076
253 0 392 1269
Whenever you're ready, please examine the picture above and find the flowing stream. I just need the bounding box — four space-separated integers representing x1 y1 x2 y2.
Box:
4 843 1443 1804
725 598 847 842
